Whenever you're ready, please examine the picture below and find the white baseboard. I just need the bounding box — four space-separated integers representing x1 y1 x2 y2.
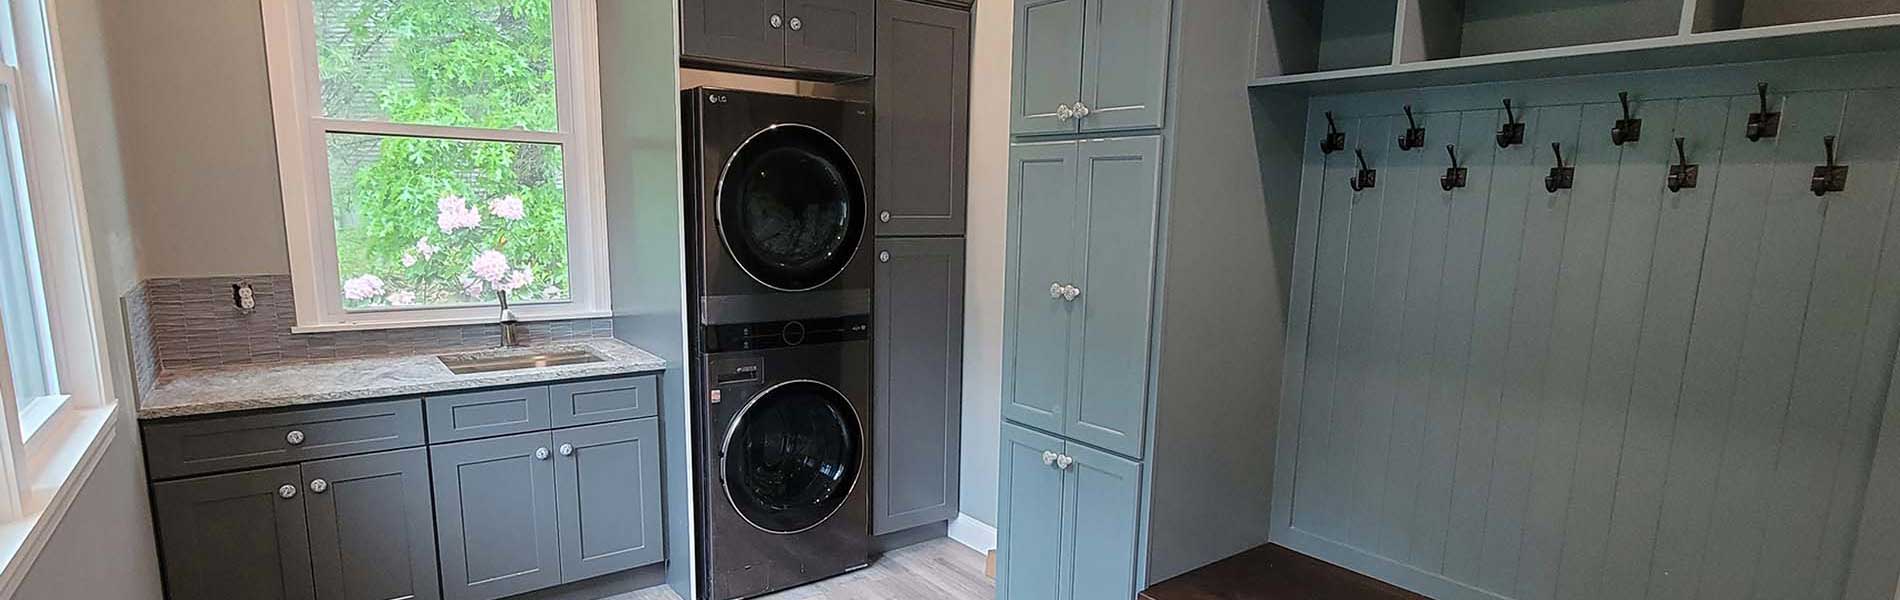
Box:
947 513 996 553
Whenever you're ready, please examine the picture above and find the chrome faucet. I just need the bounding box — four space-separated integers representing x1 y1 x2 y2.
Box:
497 290 522 348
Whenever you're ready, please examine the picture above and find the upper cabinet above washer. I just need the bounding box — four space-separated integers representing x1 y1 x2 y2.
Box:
1011 0 1172 137
682 0 877 79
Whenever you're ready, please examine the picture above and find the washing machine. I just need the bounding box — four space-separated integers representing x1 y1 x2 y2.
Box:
692 316 873 599
682 87 874 325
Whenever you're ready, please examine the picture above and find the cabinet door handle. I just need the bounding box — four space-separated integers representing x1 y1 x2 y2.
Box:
1062 285 1081 301
1072 102 1091 119
309 479 328 494
769 14 783 29
1055 454 1075 470
1041 450 1058 467
1050 282 1066 299
1055 104 1076 122
285 430 305 446
559 443 574 457
535 447 551 461
278 484 298 499
789 16 803 31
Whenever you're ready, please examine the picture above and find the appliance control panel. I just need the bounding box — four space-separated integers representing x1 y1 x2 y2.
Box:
704 315 869 353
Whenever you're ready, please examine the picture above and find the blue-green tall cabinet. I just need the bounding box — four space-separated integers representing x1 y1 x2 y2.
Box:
995 0 1287 598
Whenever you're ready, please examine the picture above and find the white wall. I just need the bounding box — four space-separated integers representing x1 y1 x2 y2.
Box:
11 0 163 596
957 0 1013 529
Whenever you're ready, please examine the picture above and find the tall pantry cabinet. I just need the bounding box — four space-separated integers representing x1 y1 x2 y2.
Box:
995 0 1286 598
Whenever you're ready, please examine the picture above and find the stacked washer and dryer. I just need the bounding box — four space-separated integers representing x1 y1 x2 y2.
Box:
681 88 876 600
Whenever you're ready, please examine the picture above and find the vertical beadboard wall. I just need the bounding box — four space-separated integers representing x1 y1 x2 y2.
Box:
1268 54 1900 600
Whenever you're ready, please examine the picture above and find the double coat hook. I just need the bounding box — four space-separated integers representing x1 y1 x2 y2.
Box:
1668 137 1698 193
1321 111 1346 154
1398 105 1425 151
1748 83 1781 142
1612 91 1642 146
1812 135 1849 197
1441 145 1467 191
1497 99 1525 148
1545 142 1574 193
1350 149 1377 192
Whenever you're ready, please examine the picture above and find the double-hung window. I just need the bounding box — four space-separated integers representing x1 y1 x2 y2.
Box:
261 0 609 331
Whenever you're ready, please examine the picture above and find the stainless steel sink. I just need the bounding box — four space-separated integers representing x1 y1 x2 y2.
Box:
437 347 606 375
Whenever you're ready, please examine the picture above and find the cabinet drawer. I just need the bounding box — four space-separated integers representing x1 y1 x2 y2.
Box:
143 399 424 480
550 376 658 428
426 386 553 443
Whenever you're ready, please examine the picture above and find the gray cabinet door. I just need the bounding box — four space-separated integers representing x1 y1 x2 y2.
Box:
785 0 876 76
1011 0 1085 136
1002 141 1080 433
431 431 562 600
1066 136 1161 457
552 418 666 582
872 237 966 534
304 448 441 600
153 465 315 600
681 0 787 69
1058 442 1143 600
874 0 970 236
996 423 1066 600
1077 0 1170 133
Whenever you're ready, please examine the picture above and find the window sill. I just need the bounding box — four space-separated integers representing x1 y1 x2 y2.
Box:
0 405 119 597
289 308 612 334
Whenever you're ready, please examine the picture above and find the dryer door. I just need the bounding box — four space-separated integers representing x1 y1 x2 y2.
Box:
720 379 864 534
716 123 868 292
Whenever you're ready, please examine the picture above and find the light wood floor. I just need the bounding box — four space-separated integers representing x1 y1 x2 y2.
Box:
612 538 994 600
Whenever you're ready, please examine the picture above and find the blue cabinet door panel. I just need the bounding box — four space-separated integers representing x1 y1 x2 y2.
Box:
998 422 1068 600
1003 142 1082 432
1069 136 1162 457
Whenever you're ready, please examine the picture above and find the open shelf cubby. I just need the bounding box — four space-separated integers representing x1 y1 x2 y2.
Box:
1251 0 1900 93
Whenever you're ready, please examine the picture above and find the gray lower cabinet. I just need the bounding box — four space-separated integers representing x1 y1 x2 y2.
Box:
552 419 666 581
154 465 315 600
305 448 442 600
680 0 874 77
872 237 966 534
431 431 563 600
996 422 1143 600
874 0 970 236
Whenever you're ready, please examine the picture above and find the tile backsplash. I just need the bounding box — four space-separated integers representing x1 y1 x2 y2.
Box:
125 274 612 393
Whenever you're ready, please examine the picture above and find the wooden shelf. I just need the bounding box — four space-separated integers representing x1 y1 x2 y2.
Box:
1250 13 1900 95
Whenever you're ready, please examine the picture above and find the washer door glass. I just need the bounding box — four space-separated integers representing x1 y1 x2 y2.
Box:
722 380 863 534
716 124 866 291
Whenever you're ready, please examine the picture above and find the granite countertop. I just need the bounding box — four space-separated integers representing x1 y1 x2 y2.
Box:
137 338 666 420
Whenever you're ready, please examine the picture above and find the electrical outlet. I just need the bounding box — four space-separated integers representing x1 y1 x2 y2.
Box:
231 281 256 312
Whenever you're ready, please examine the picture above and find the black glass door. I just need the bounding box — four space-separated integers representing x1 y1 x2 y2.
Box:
722 380 863 534
716 124 867 291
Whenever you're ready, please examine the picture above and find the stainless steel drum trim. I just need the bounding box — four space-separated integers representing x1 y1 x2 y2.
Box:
713 122 868 293
718 378 866 535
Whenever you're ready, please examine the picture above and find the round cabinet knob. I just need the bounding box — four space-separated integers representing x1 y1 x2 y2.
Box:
1040 451 1058 466
285 430 305 446
879 211 892 223
1055 104 1075 122
789 17 803 31
1062 285 1081 301
278 485 297 499
1056 454 1075 470
535 447 551 461
1050 283 1065 299
1073 102 1092 119
769 14 783 28
878 251 891 263
559 444 574 457
309 479 328 494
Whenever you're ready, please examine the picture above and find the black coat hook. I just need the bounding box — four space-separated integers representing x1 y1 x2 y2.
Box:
1398 105 1425 151
1321 111 1346 154
1612 91 1642 146
1441 144 1467 191
1812 135 1848 197
1545 142 1574 193
1668 137 1699 192
1497 98 1525 148
1748 83 1781 142
1350 149 1377 192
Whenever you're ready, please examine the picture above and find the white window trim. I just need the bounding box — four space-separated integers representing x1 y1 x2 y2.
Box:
0 0 127 593
260 0 612 333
